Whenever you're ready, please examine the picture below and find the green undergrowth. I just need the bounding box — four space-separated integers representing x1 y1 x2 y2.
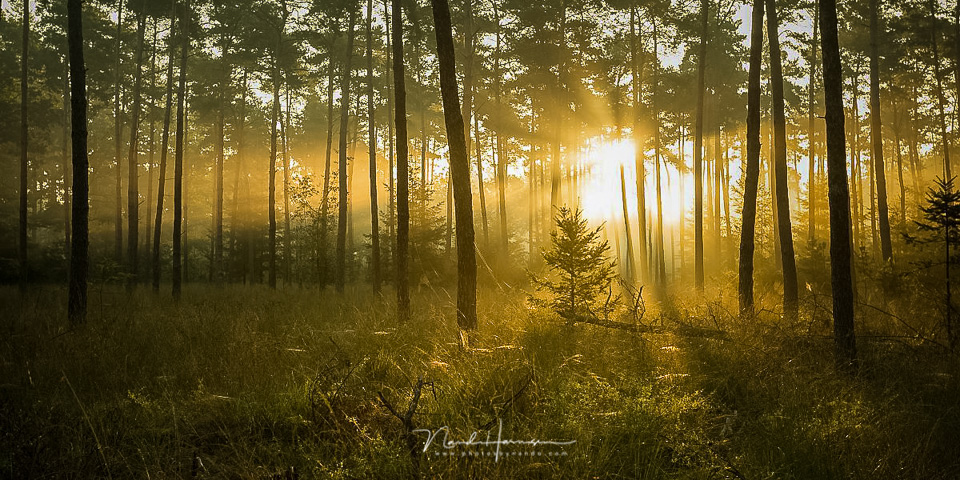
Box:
1 283 958 478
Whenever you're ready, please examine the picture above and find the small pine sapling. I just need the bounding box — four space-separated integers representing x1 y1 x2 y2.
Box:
916 176 960 348
532 206 618 323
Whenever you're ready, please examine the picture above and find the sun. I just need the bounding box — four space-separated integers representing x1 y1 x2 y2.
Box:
579 137 637 223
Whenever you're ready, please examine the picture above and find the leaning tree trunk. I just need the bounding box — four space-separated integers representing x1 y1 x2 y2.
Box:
366 0 381 294
67 0 89 325
19 0 29 294
337 8 358 293
694 0 708 291
172 0 189 300
869 0 892 262
152 0 176 293
392 0 411 322
431 0 478 332
821 0 858 370
738 0 763 317
127 9 147 290
767 0 799 320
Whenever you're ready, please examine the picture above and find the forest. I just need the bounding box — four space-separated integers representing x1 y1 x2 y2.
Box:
2 0 960 477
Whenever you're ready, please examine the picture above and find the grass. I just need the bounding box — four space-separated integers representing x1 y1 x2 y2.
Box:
1 281 959 478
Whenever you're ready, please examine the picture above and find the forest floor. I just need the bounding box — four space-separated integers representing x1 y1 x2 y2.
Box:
1 283 959 479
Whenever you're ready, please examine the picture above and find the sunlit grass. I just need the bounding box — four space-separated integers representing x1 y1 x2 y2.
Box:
1 282 958 478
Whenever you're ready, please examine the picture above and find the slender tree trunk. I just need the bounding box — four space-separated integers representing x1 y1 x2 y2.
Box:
821 0 858 370
321 42 336 286
739 0 763 317
694 0 708 291
868 0 891 265
283 83 291 283
550 5 566 218
127 9 147 289
67 0 89 324
153 0 176 292
767 0 799 320
475 115 489 247
268 55 281 289
337 8 358 293
114 0 124 264
63 58 71 256
494 4 508 255
931 0 952 180
19 0 29 294
384 0 395 258
144 22 156 258
808 1 819 243
653 21 666 287
172 0 189 300
392 0 411 322
631 7 648 283
620 163 636 283
431 0 478 332
367 0 381 294
214 35 228 283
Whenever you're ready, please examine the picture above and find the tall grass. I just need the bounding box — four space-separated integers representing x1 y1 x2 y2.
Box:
1 281 958 478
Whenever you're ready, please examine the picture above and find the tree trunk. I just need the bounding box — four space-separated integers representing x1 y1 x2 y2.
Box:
808 1 819 244
631 7 648 284
653 21 666 288
172 0 189 300
393 0 411 322
494 4 508 256
739 0 763 317
283 83 292 283
63 58 71 257
144 22 156 258
767 0 799 320
931 0 952 180
127 9 147 289
384 0 395 259
821 0 858 370
694 0 708 291
475 115 489 248
19 0 29 294
620 163 636 283
337 8 358 293
67 0 89 324
115 0 124 265
367 0 381 294
153 0 176 293
268 49 281 289
431 0 478 332
321 41 336 286
214 33 228 283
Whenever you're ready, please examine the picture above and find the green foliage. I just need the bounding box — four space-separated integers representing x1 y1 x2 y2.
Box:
916 176 960 241
532 206 617 321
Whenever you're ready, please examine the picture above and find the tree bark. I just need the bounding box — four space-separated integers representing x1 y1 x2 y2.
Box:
767 0 799 320
127 8 147 289
367 0 382 294
114 0 124 265
631 7 647 284
19 0 29 294
930 0 951 180
821 0 858 370
869 0 891 262
808 1 819 244
337 8 358 293
431 0 478 331
739 0 763 317
172 0 189 300
393 0 411 322
694 0 708 291
68 0 89 324
153 0 176 293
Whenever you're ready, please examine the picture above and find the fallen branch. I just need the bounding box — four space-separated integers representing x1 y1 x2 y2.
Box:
565 314 727 339
378 376 428 462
